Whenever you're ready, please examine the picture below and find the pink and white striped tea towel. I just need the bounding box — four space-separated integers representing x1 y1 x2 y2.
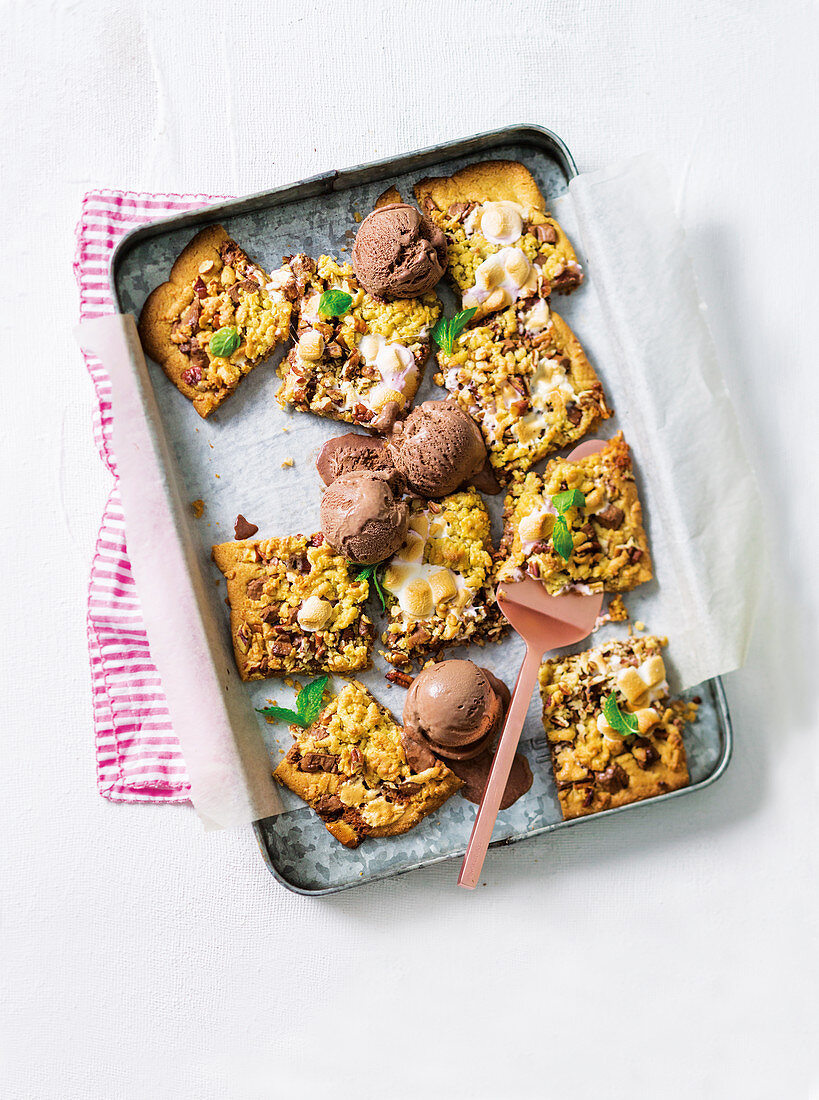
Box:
75 189 227 803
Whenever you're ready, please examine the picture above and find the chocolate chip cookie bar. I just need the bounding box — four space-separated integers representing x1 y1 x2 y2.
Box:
380 489 505 667
435 297 611 477
212 533 374 680
414 160 583 317
273 680 462 847
277 254 441 431
539 636 695 819
138 225 293 418
496 432 652 594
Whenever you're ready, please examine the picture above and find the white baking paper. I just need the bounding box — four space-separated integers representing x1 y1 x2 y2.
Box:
556 154 763 687
77 315 284 830
76 154 760 831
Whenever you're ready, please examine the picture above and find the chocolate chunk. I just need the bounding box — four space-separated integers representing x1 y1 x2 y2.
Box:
314 794 344 821
595 504 625 530
447 201 470 221
401 732 438 773
193 276 208 299
181 300 201 329
234 514 259 540
533 223 558 244
189 345 209 371
246 578 265 600
632 738 659 769
242 277 260 293
533 253 550 268
386 782 418 804
299 753 339 773
291 254 316 278
270 639 293 656
595 763 629 793
551 267 583 292
581 785 595 808
290 554 310 573
341 806 371 835
628 547 644 563
259 606 279 624
566 403 583 426
227 283 242 304
285 745 301 764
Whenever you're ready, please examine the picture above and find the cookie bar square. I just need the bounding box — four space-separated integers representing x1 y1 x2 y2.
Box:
435 297 611 477
212 533 374 680
539 636 695 819
380 489 504 667
277 254 441 431
273 680 462 848
496 432 652 595
414 160 583 317
138 225 293 418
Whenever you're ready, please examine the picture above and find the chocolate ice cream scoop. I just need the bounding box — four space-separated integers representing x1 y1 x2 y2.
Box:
316 432 400 488
352 203 447 299
403 659 510 762
389 400 492 498
320 470 409 565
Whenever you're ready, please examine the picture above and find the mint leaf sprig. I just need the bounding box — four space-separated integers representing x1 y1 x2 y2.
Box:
209 326 241 358
602 692 639 737
431 307 477 354
355 562 388 611
550 489 586 562
257 674 328 728
318 289 353 318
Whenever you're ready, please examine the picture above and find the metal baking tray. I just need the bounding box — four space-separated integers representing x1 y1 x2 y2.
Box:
111 125 732 895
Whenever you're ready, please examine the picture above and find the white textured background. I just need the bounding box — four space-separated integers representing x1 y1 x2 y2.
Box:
2 1 817 1097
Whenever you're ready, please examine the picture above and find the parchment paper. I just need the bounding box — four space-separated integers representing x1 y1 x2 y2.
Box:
77 153 757 833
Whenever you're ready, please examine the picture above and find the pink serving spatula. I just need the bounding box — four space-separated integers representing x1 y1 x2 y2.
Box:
458 440 605 889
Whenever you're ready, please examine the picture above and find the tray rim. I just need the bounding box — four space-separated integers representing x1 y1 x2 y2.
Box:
108 122 733 895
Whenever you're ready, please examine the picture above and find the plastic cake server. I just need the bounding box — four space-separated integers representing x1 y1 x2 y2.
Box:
458 440 606 889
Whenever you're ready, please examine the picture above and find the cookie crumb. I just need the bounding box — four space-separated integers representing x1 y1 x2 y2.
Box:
190 499 205 519
281 457 295 468
608 595 629 622
353 211 362 223
634 620 646 632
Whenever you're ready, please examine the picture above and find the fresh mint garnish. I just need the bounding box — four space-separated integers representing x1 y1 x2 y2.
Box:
209 326 241 358
551 515 574 561
431 307 477 354
257 674 328 728
551 488 586 514
318 290 353 318
602 692 639 736
550 488 586 562
355 562 388 611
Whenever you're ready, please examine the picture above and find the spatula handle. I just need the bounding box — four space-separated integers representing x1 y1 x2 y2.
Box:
458 645 543 889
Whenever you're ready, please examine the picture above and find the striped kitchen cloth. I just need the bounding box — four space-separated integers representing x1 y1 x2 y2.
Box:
75 190 226 802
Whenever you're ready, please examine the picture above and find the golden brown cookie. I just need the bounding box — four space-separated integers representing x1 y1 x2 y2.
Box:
414 160 583 311
273 680 462 847
138 225 292 418
539 636 695 819
496 432 652 594
212 533 374 680
277 253 440 432
435 297 611 477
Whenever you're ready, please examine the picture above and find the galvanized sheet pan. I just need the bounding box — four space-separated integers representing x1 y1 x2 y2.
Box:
111 125 732 895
